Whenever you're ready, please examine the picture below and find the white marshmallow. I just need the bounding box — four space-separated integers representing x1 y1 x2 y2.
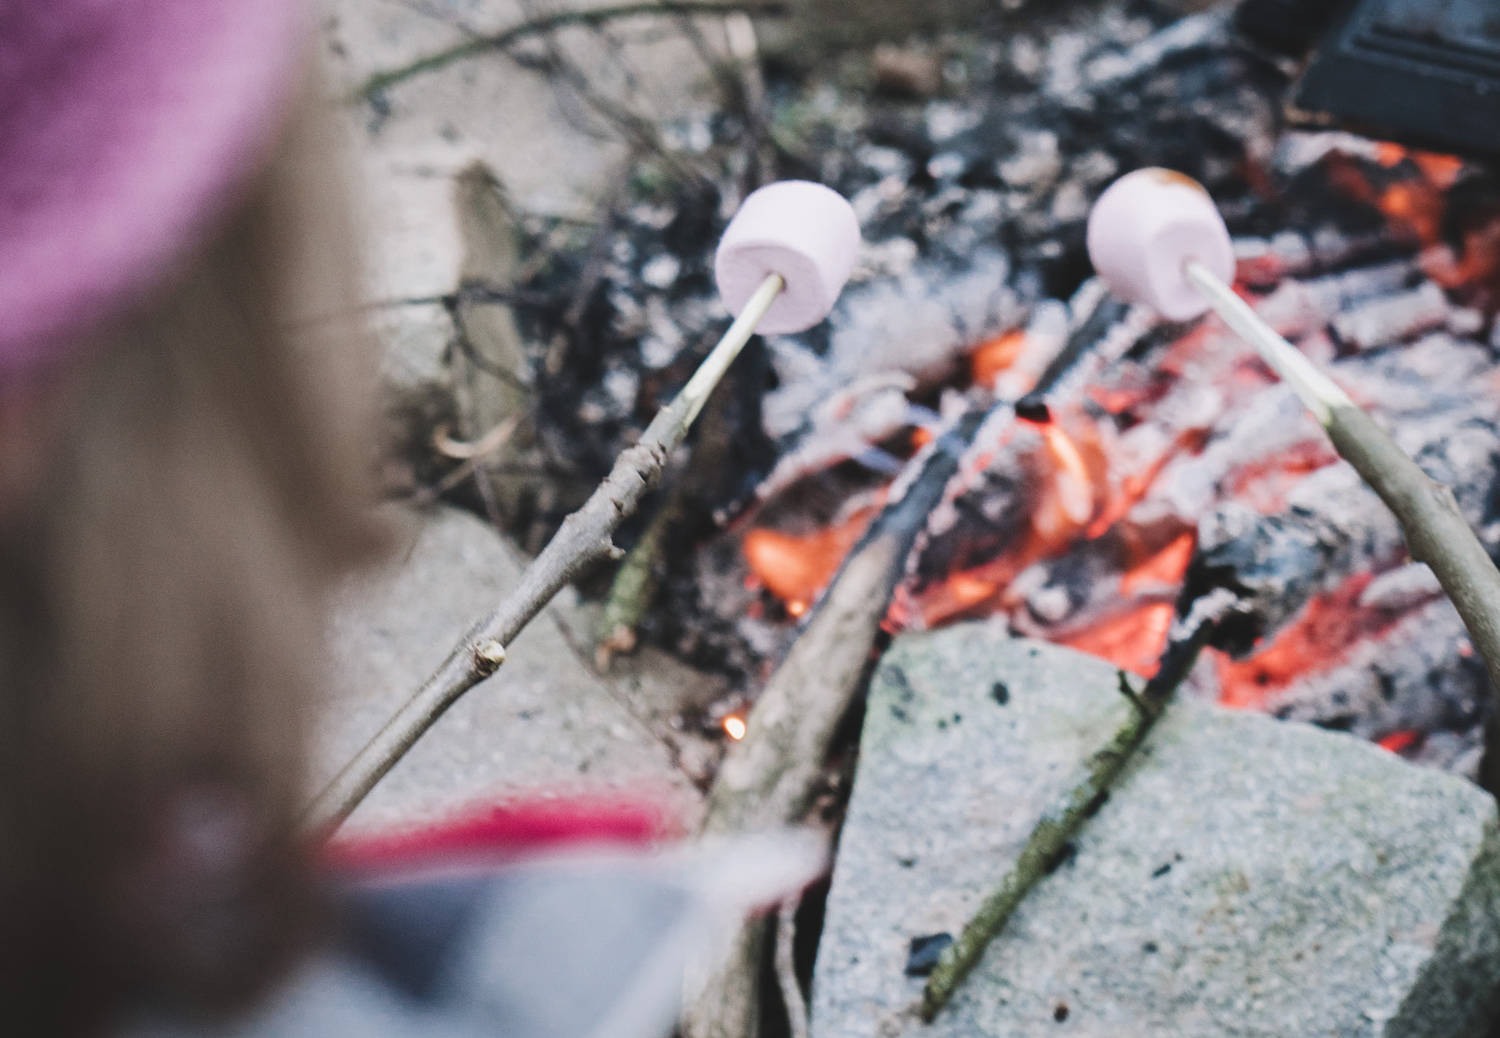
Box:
715 180 861 335
1086 168 1234 322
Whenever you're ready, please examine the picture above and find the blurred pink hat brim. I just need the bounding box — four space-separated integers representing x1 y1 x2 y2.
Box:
0 1 307 375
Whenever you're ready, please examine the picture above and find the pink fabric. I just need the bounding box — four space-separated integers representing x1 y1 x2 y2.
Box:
0 0 306 375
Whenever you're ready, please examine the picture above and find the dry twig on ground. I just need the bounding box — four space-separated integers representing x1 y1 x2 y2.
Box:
355 0 790 100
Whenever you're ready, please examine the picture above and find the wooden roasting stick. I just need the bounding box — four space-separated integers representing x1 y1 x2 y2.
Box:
922 168 1500 1019
306 181 860 831
1180 256 1500 715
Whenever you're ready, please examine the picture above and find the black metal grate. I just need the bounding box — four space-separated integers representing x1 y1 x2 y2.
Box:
1289 0 1500 157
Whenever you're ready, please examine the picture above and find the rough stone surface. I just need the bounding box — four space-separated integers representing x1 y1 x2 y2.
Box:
324 0 729 302
314 504 705 834
811 620 1500 1037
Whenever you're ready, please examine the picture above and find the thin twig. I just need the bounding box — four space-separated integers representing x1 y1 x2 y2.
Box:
355 0 790 100
596 486 683 667
776 898 810 1038
304 274 784 831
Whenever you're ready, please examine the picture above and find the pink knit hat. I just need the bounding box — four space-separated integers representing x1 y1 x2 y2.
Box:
0 1 307 376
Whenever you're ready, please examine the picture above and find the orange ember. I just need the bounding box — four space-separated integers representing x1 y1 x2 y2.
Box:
1225 439 1339 513
915 412 1180 629
743 508 876 612
1059 601 1175 678
1378 180 1443 247
1028 415 1109 547
1376 729 1421 755
1324 147 1457 249
1120 532 1196 597
1215 572 1413 710
970 329 1029 388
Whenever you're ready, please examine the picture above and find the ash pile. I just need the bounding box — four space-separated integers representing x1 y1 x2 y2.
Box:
412 2 1500 771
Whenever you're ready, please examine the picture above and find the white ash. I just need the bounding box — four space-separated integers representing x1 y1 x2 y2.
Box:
640 253 681 290
1077 11 1226 93
1358 563 1443 613
1330 281 1450 351
1273 130 1390 177
1268 597 1484 746
750 381 919 507
858 146 912 181
925 152 966 182
601 367 639 412
760 250 1017 438
639 295 686 369
996 130 1061 193
851 236 919 282
922 102 980 143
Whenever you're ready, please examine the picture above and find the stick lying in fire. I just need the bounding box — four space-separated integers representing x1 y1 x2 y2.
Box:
305 180 861 830
922 167 1500 1019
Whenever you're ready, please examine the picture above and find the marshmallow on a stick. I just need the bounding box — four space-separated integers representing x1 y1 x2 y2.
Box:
1086 168 1234 322
715 180 861 335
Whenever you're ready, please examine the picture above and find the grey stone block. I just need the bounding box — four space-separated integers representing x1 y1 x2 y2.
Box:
811 620 1500 1037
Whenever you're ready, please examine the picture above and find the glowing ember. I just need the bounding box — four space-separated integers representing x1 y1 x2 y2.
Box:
1040 423 1095 527
744 508 876 609
970 329 1028 388
1058 601 1175 678
1225 439 1339 514
1026 413 1109 549
744 135 1477 741
1119 533 1196 597
1377 729 1421 755
1214 573 1414 711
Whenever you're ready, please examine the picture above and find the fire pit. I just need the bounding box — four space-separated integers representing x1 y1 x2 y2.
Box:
338 0 1500 1032
441 1 1500 777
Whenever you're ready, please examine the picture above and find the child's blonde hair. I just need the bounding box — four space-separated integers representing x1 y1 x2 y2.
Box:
0 90 387 1032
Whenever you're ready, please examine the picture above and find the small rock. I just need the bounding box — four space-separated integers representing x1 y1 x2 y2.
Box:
904 933 954 977
873 44 943 99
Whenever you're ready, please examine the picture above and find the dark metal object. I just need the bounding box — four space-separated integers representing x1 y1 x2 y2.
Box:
904 933 954 976
1287 0 1500 157
1234 0 1349 57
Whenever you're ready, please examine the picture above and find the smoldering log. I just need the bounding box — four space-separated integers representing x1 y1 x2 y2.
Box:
1180 333 1500 654
1261 592 1488 765
681 408 985 1038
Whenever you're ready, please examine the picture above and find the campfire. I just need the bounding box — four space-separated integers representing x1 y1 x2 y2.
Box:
478 5 1500 780
327 0 1500 1033
740 135 1500 771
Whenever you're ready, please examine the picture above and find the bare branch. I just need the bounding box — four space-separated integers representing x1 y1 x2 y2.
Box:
304 275 784 831
355 0 790 100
